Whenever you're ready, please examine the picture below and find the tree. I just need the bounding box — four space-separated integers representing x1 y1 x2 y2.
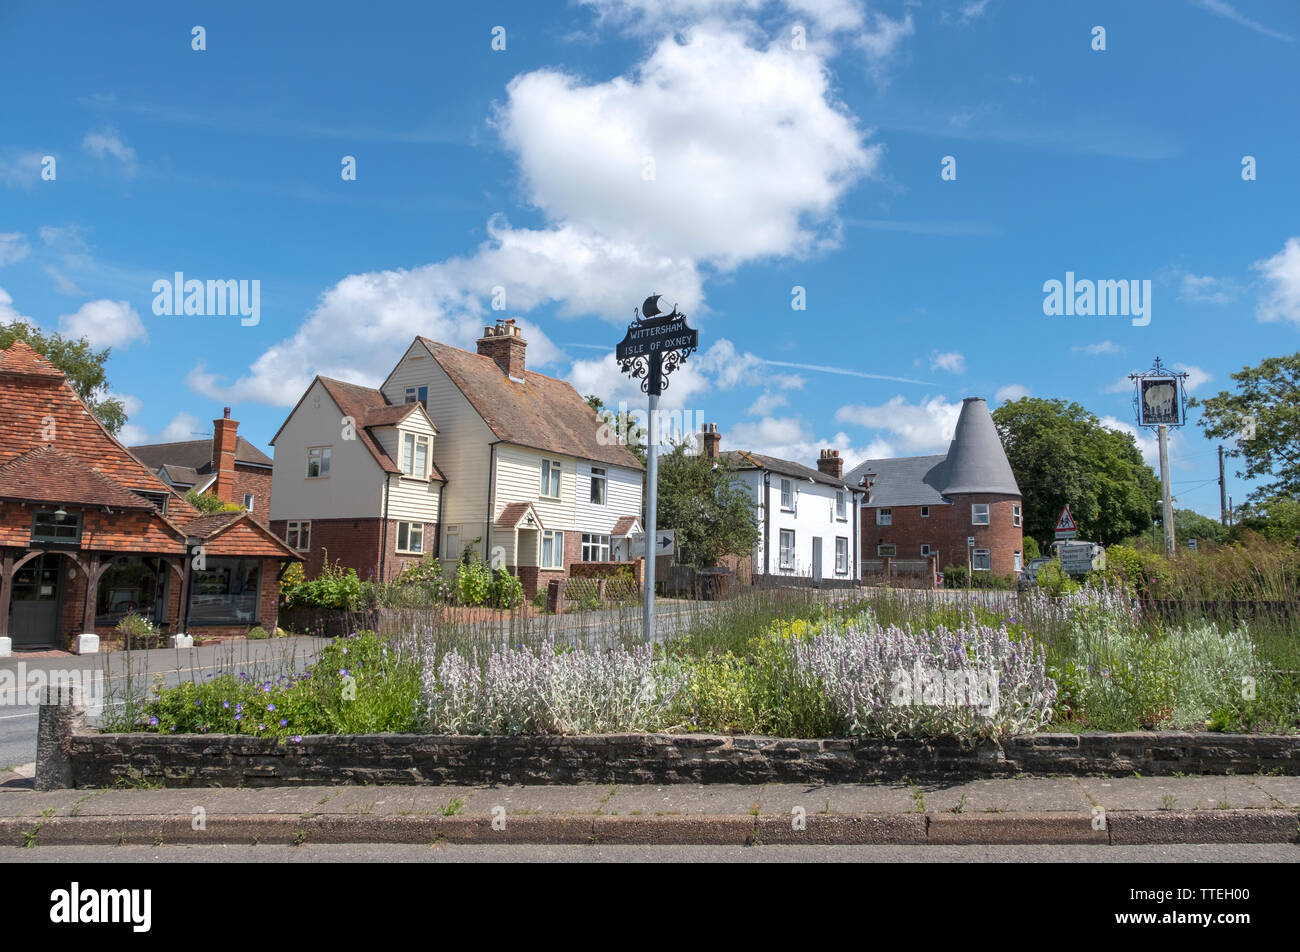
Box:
0 321 127 434
585 394 647 465
656 444 759 567
1173 508 1228 546
1233 496 1300 542
1191 352 1300 504
185 489 244 514
993 397 1161 546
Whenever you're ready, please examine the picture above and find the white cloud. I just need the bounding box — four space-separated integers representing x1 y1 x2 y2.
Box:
1253 236 1300 326
1072 340 1122 356
118 422 150 445
57 299 146 349
0 233 31 266
929 350 965 374
82 127 138 172
44 265 86 296
160 412 201 442
0 151 45 188
40 224 90 252
747 389 789 416
995 383 1029 403
1103 375 1133 394
834 395 964 455
1179 272 1240 304
497 27 877 269
1173 363 1212 393
723 414 879 468
0 286 34 326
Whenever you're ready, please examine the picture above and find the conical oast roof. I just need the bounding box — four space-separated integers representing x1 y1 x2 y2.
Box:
941 397 1021 496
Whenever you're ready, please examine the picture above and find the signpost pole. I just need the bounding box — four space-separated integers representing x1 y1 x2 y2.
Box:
643 357 660 645
1158 423 1175 558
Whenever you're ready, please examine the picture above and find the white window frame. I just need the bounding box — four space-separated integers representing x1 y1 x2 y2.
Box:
404 385 428 408
540 459 562 499
1014 550 1023 573
541 530 565 569
972 503 990 525
243 492 255 512
306 446 331 478
589 467 606 506
286 520 311 552
1013 504 1022 528
581 533 611 562
973 548 991 571
396 521 424 554
402 432 430 479
920 506 930 518
835 491 847 521
780 479 794 512
920 544 932 558
779 529 796 569
835 537 849 574
877 543 897 557
876 508 892 526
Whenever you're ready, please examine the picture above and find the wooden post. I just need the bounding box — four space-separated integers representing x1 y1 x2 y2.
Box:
0 551 14 639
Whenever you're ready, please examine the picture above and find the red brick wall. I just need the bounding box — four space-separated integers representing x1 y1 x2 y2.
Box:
233 464 272 523
270 517 437 583
861 494 1023 577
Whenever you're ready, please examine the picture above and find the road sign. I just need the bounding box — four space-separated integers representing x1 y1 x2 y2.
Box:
1054 505 1078 539
967 537 974 547
631 530 676 559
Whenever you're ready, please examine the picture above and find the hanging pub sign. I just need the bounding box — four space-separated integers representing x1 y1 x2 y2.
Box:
1129 358 1188 428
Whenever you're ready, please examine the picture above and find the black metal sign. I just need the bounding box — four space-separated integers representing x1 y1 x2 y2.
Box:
616 294 699 395
1129 357 1188 428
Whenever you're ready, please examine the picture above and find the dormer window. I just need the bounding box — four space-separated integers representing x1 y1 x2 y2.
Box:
402 433 430 478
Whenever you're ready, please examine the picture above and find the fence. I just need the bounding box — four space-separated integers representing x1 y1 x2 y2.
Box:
861 555 940 589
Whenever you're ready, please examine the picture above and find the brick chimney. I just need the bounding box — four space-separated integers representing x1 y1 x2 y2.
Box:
212 407 238 504
477 318 527 379
701 422 720 460
817 448 843 480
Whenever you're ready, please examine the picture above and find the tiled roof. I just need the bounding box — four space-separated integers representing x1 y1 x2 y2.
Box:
184 511 247 538
417 338 644 471
131 436 272 471
721 450 857 491
184 511 302 559
0 340 64 378
310 378 444 481
612 515 640 536
0 446 155 509
494 501 543 529
364 404 423 428
844 455 950 508
159 463 202 487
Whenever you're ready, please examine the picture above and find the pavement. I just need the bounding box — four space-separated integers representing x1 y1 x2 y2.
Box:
1 774 1296 848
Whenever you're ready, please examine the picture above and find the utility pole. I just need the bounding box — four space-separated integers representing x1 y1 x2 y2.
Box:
1158 424 1175 557
1218 445 1227 527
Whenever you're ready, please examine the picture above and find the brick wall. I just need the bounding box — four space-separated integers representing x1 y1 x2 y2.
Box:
270 517 437 583
233 464 273 523
862 494 1023 577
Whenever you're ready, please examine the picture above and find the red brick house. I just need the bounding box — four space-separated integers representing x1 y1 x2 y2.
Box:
131 409 273 523
0 341 300 651
845 397 1024 578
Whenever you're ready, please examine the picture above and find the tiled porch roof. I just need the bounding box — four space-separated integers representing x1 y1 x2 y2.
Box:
0 446 155 510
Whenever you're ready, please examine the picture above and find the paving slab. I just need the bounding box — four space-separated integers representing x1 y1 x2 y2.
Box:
1245 775 1300 808
604 784 763 816
0 789 86 818
757 783 916 815
922 778 1092 814
1078 777 1275 811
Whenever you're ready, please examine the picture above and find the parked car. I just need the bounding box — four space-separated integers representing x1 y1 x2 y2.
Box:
1017 557 1053 590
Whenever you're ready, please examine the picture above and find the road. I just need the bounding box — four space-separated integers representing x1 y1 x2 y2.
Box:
3 843 1297 862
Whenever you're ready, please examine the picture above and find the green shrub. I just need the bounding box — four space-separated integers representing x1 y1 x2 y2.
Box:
115 613 162 650
1022 536 1041 561
455 559 492 606
486 569 524 610
942 564 968 588
246 626 270 640
185 489 245 514
1035 560 1080 596
286 556 374 610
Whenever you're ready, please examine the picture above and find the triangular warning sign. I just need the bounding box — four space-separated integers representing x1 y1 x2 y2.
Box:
1054 505 1077 532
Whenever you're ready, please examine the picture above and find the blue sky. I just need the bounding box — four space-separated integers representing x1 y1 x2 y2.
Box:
2 0 1298 519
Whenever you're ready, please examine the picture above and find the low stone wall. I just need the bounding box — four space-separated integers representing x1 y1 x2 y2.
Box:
48 719 1300 789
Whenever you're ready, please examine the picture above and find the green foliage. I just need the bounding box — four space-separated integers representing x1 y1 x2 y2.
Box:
455 559 492 606
486 568 524 610
1022 536 1041 561
1035 560 1081 597
586 394 647 465
280 562 305 603
247 626 270 640
1234 496 1300 542
993 397 1161 545
657 443 760 567
139 631 420 736
185 489 244 514
284 555 374 610
114 613 163 650
0 321 126 434
1174 508 1229 546
942 564 968 588
1192 352 1300 504
391 556 453 603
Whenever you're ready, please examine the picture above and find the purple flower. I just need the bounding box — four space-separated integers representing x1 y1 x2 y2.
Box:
235 713 242 721
194 699 201 707
222 700 230 709
267 703 275 711
291 735 303 743
258 723 265 731
280 718 288 727
149 716 159 726
340 669 350 678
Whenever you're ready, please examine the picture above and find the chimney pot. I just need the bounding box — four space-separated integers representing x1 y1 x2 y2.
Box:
701 422 721 460
816 447 843 480
477 319 527 378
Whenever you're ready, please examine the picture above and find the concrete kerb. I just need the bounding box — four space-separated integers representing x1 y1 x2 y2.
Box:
2 809 1296 847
